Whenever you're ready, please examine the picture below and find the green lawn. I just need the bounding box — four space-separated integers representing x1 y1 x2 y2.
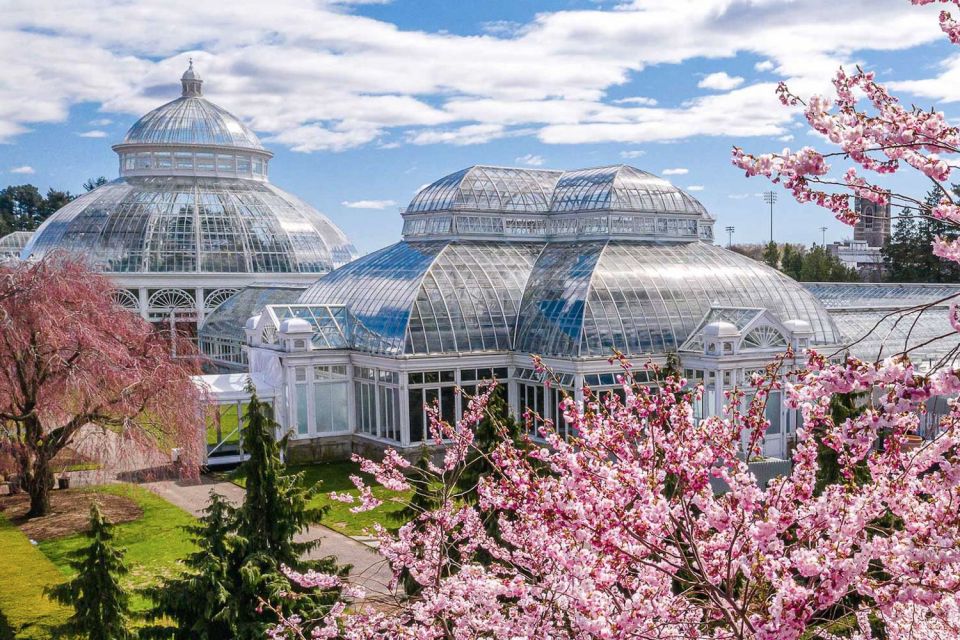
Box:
0 514 71 640
39 484 197 614
232 460 412 537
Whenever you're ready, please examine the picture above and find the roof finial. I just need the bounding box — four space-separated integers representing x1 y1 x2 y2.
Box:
181 58 203 98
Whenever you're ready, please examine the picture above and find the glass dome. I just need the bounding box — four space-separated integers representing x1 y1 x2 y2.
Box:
296 239 839 358
22 176 356 273
22 63 357 276
119 61 265 151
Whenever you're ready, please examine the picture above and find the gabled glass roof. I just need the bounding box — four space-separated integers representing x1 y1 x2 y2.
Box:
830 308 960 365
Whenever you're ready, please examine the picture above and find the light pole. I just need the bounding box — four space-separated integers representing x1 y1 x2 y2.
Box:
724 225 735 248
763 191 777 243
820 226 828 246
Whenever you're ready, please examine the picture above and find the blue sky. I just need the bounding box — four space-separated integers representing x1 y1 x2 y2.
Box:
3 0 960 254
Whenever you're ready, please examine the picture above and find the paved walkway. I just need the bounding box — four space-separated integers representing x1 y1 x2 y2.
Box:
142 477 396 598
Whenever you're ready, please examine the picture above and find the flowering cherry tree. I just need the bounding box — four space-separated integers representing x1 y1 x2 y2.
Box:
263 2 960 638
0 255 203 517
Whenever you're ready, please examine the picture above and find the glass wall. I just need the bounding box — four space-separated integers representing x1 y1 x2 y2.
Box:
408 370 457 443
354 367 401 443
290 364 349 437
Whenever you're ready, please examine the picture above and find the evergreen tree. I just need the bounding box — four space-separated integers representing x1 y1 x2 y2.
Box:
231 387 347 639
46 502 132 640
761 241 780 269
140 493 241 640
83 176 109 192
882 213 923 282
780 243 805 280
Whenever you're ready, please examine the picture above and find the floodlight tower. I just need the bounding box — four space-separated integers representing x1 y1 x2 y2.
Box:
763 191 778 243
724 225 735 248
820 226 828 246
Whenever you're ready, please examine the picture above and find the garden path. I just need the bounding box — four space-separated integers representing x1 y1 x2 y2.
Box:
142 477 396 598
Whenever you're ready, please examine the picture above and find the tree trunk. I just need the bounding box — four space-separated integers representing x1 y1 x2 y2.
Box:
25 455 53 518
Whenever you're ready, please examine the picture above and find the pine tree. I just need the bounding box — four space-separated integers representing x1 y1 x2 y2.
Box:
140 492 241 639
780 243 805 280
231 386 347 639
46 502 132 640
761 241 780 269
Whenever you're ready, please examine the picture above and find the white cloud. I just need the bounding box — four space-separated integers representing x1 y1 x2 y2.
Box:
686 185 705 191
619 149 646 159
0 0 948 150
341 199 397 209
77 129 108 137
698 72 745 91
728 193 751 199
662 167 689 175
515 153 545 166
613 96 658 106
9 165 34 174
754 60 775 72
89 118 112 126
778 134 794 142
408 124 506 146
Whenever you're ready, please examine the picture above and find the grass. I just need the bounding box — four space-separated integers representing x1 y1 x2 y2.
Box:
231 460 412 537
39 484 197 614
206 402 247 447
0 513 71 640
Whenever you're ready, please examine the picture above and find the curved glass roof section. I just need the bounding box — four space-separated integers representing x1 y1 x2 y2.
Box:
120 63 265 151
122 97 265 151
408 166 562 214
21 177 357 274
551 165 708 216
804 282 960 309
406 164 707 217
298 241 542 356
0 231 32 260
514 241 840 357
201 283 309 344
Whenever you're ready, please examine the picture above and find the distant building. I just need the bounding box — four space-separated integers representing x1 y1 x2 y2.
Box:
827 241 884 281
853 196 891 248
826 197 891 280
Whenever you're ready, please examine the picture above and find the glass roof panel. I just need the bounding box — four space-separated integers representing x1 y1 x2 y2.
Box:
805 283 960 310
407 166 561 214
830 307 960 365
200 284 308 345
550 165 708 216
123 97 265 150
298 241 446 355
405 242 542 354
515 241 840 358
21 177 357 274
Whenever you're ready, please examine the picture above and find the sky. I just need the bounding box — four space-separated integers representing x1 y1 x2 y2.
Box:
2 0 960 254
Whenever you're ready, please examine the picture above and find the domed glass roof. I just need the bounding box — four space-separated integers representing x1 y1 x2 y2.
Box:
22 177 356 274
122 97 265 150
119 61 265 151
296 239 840 357
23 63 357 275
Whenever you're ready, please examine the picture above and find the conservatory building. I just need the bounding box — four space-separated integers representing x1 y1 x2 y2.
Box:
210 164 855 462
20 63 357 338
